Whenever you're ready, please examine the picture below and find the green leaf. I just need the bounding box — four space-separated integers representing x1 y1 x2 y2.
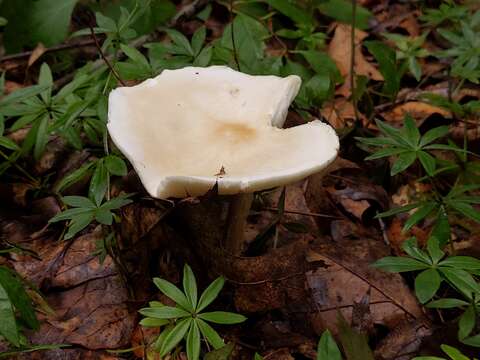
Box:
373 257 430 272
299 50 342 83
403 114 420 146
440 256 480 271
439 268 480 299
95 12 117 32
365 147 409 160
204 343 235 360
265 0 314 26
198 311 247 324
375 119 410 147
426 236 445 264
139 306 190 319
197 276 225 312
119 44 151 70
431 208 450 247
420 126 450 147
337 312 375 360
0 267 39 330
317 330 342 360
408 57 422 81
461 333 480 347
402 238 431 264
62 196 96 209
364 41 399 98
160 317 192 357
440 344 470 360
415 269 441 304
33 115 49 160
0 84 50 107
1 0 79 52
183 264 198 311
99 195 133 211
0 136 19 151
64 212 94 240
426 298 469 309
89 161 109 207
139 317 169 327
376 202 421 218
391 151 417 176
186 320 201 360
447 201 480 223
153 278 192 312
458 305 475 340
191 26 206 56
49 207 94 223
404 202 437 231
38 63 53 104
197 318 225 350
54 161 95 193
418 151 436 176
318 0 372 29
104 155 128 176
254 353 264 360
165 29 194 56
95 208 113 225
0 282 19 347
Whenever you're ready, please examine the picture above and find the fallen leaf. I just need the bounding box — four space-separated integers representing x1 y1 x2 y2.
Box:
328 23 383 97
382 101 452 125
27 43 47 68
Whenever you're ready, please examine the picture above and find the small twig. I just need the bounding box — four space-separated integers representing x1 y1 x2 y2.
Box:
225 271 304 285
88 22 126 86
350 0 360 122
229 0 241 71
262 206 341 219
0 40 96 62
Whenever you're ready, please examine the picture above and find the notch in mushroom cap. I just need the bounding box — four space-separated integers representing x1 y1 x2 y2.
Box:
107 65 339 199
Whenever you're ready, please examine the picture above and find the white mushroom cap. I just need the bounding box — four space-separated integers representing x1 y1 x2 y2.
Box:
108 66 339 199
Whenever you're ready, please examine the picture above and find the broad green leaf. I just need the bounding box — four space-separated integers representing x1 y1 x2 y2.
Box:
415 269 441 304
89 161 109 207
418 151 436 176
198 311 247 324
191 26 206 56
1 0 79 52
265 0 314 26
337 312 375 360
364 41 399 98
439 268 480 298
65 212 94 239
160 317 192 356
204 343 235 360
153 278 192 311
104 155 128 176
440 256 480 271
95 208 113 225
420 126 450 147
254 353 264 360
0 282 19 346
0 137 19 151
183 264 198 310
99 195 133 211
187 320 201 360
62 196 96 209
447 201 480 223
426 236 445 264
365 147 409 160
165 29 194 56
197 318 225 350
408 57 422 81
33 115 49 160
95 12 117 32
404 202 438 231
431 208 450 247
0 267 39 330
458 305 475 340
373 257 430 272
0 84 50 106
375 119 410 147
403 115 420 146
317 330 342 360
441 344 470 360
54 161 95 193
318 0 372 29
391 151 417 176
299 50 342 83
426 298 469 309
120 44 151 70
376 202 421 218
49 207 94 223
461 333 480 347
402 238 431 264
139 317 169 327
139 306 190 319
197 276 225 312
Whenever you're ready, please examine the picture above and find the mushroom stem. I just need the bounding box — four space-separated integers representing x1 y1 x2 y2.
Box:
224 193 254 255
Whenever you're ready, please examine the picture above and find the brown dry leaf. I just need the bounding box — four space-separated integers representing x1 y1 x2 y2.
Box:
382 101 452 125
18 349 122 360
27 43 46 68
328 23 383 97
321 98 366 129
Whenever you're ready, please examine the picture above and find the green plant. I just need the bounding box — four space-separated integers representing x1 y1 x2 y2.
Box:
48 194 132 239
420 1 470 27
383 33 429 81
413 344 477 360
139 264 246 360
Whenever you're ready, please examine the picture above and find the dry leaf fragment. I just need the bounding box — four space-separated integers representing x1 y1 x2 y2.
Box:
27 43 46 68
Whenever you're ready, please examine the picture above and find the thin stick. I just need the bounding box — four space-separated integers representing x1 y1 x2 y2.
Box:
262 207 341 219
88 22 126 86
229 0 241 71
350 0 359 122
0 40 96 62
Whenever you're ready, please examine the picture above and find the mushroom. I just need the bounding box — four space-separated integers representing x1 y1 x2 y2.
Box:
108 66 339 254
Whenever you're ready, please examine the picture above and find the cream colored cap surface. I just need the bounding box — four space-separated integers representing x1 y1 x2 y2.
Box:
108 66 339 199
